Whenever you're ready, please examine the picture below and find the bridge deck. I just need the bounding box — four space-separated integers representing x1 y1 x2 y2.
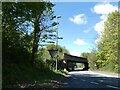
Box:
64 54 88 63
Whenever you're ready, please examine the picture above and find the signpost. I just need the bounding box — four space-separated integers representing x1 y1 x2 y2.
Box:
48 49 58 71
48 16 61 71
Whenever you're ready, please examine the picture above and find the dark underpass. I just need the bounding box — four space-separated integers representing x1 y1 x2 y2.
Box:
63 54 89 71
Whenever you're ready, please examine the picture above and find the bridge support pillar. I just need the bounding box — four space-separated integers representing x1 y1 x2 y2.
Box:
66 61 68 70
84 62 89 70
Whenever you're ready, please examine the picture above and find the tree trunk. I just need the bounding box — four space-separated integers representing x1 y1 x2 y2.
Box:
31 17 40 66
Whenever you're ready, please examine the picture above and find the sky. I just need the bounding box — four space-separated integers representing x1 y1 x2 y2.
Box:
51 1 118 56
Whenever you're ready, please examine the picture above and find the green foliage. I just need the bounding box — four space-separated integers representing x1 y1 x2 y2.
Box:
81 52 89 58
55 70 68 75
36 44 70 70
2 2 60 65
68 62 76 69
2 63 61 88
80 11 119 73
81 11 119 73
96 11 119 73
81 50 98 70
2 1 59 63
46 44 69 60
2 2 63 87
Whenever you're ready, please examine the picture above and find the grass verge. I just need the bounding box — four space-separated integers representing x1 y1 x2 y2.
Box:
2 63 65 88
93 70 119 76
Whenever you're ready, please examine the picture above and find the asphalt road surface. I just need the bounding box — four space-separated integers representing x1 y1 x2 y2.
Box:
61 71 120 89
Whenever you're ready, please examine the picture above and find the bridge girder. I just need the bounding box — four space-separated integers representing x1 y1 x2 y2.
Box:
64 54 88 63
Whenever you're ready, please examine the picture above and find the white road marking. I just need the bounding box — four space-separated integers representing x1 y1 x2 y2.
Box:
90 82 99 85
106 85 120 89
63 82 68 84
72 77 77 79
81 79 86 81
99 80 104 82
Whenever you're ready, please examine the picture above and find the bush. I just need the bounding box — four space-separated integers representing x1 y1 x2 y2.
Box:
114 65 120 73
3 62 54 88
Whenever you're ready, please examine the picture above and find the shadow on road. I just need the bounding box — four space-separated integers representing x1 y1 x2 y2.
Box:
58 71 120 89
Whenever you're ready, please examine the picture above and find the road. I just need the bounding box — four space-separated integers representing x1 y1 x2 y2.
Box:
61 71 120 89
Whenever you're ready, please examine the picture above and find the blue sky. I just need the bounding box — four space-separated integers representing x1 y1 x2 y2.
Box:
52 2 118 56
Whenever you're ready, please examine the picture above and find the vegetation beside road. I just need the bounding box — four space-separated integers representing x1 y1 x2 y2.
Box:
81 11 120 74
2 2 68 88
92 70 119 76
2 1 119 88
3 62 67 88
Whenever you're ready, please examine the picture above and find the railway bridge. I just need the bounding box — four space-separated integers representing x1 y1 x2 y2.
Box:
63 54 89 71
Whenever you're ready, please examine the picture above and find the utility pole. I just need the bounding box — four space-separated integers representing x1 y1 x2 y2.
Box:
56 16 61 71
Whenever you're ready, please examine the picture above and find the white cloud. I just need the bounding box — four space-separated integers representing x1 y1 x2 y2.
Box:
70 50 81 57
92 3 118 44
83 27 93 33
94 20 104 36
92 3 118 14
100 14 108 20
73 38 87 46
69 14 87 24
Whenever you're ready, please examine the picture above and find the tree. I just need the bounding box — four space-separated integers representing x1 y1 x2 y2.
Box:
96 11 119 72
81 50 97 70
88 50 98 70
2 2 63 87
2 2 32 64
23 2 59 65
35 44 70 70
2 2 59 66
81 52 89 58
46 44 69 60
